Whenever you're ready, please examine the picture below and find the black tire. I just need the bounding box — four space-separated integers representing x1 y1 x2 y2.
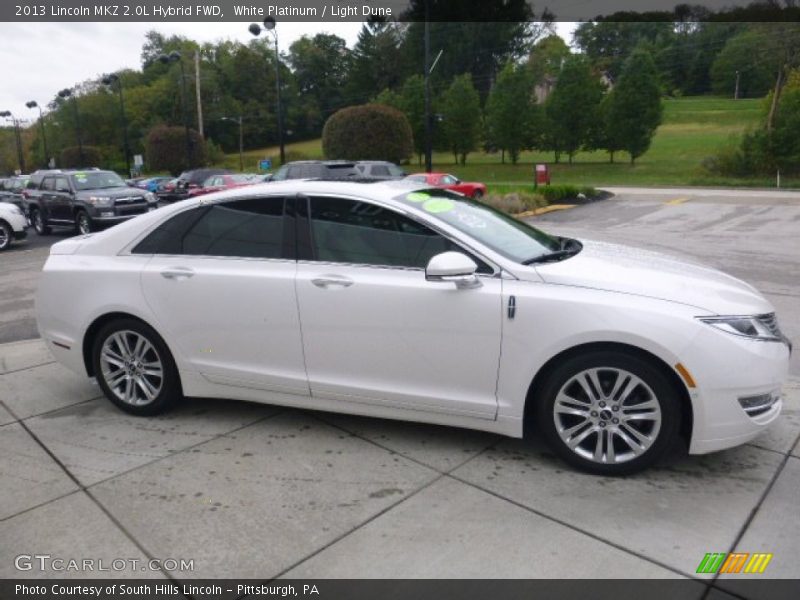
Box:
31 207 51 235
0 220 11 251
534 350 681 476
76 210 93 235
92 318 182 416
472 189 484 199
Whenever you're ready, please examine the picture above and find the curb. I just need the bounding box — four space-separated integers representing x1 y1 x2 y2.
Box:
514 204 577 219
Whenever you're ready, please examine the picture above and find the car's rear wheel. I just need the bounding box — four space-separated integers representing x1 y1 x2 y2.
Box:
0 220 12 251
76 210 93 235
535 350 681 475
92 319 182 416
31 208 51 235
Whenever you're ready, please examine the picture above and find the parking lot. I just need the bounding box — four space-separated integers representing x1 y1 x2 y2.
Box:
0 188 798 593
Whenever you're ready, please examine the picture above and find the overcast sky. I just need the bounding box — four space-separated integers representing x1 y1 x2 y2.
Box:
0 21 575 122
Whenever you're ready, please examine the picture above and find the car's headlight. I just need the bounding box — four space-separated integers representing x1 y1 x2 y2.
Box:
698 314 783 342
87 196 113 207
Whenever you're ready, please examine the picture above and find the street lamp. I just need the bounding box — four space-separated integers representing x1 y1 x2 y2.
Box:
25 101 50 168
101 73 132 176
157 51 192 170
58 88 84 165
249 17 285 165
220 116 244 171
0 110 26 174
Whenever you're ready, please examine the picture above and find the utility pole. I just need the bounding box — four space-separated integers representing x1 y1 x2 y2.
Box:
424 1 432 173
734 70 740 100
195 51 204 138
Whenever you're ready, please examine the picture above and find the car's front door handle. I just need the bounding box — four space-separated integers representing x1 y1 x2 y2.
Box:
160 267 195 280
311 275 354 289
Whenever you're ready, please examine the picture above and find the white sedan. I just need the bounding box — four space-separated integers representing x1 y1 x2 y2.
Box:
35 180 790 474
0 201 29 251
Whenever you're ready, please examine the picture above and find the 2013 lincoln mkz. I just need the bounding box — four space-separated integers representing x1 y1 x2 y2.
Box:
35 180 791 474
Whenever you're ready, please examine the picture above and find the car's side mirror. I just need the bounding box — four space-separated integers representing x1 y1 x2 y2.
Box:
425 252 481 289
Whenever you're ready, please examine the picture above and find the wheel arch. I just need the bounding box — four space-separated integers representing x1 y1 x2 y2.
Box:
82 311 172 378
523 341 693 443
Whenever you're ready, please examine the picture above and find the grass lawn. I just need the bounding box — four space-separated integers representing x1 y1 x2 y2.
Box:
221 96 797 189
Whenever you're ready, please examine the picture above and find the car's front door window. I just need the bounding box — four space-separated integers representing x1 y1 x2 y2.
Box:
307 195 489 272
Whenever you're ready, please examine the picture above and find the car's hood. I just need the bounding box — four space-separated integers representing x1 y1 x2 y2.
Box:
75 187 147 199
531 239 773 315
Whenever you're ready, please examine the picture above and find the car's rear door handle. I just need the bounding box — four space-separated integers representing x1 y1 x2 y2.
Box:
311 275 353 289
160 267 195 280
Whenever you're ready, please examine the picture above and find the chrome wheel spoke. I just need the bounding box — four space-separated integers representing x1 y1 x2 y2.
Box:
615 426 646 456
606 431 617 463
567 424 596 449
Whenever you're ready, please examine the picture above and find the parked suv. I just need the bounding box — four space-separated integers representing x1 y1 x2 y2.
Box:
355 161 406 180
25 169 158 235
271 160 359 181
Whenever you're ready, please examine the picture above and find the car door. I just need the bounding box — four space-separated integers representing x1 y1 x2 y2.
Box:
295 194 503 419
138 195 308 396
50 176 74 222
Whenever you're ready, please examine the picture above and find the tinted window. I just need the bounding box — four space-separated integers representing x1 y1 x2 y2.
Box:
371 165 390 176
42 178 56 191
54 177 70 193
309 196 486 271
70 171 125 190
287 166 303 179
133 198 286 259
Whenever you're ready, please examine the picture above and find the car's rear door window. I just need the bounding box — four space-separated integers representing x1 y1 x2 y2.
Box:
133 197 289 259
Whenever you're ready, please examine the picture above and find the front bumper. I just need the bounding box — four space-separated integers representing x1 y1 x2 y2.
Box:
682 326 790 454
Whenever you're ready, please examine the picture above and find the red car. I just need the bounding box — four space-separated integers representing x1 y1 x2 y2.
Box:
188 174 261 197
406 172 487 199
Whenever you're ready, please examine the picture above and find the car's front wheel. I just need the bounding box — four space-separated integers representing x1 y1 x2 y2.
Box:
535 350 681 475
76 210 93 235
472 189 484 199
92 319 182 416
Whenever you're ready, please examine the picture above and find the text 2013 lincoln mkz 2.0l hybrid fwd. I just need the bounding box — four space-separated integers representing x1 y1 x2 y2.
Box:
35 180 791 474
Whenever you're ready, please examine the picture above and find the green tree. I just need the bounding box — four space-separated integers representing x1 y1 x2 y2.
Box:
397 75 426 164
485 63 535 164
544 56 604 163
439 74 482 165
322 104 413 164
711 30 782 98
527 34 570 85
574 21 674 78
605 49 663 164
347 21 406 106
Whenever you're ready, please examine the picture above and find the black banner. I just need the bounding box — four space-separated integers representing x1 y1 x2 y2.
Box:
2 580 800 600
3 0 800 23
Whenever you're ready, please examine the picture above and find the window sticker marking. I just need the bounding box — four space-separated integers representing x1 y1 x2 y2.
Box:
422 198 455 214
406 192 430 203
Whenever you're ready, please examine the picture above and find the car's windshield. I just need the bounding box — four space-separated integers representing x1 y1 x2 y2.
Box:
70 171 125 190
395 188 560 263
387 164 405 177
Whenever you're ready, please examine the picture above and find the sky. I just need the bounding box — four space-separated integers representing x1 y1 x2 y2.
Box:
0 21 576 123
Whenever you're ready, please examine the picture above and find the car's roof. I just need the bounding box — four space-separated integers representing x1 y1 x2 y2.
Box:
188 178 426 207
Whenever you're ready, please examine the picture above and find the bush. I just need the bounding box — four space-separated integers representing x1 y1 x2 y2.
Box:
322 103 413 164
480 192 545 215
60 146 103 168
539 184 599 202
144 125 206 175
205 138 226 166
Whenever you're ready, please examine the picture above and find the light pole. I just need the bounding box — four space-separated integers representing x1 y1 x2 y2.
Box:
25 101 50 168
58 88 84 165
221 116 244 171
101 73 132 176
158 51 192 169
248 17 285 165
0 111 26 173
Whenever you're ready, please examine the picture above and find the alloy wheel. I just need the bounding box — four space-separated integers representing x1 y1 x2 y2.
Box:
99 330 164 406
77 213 92 234
552 367 662 465
0 223 10 250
